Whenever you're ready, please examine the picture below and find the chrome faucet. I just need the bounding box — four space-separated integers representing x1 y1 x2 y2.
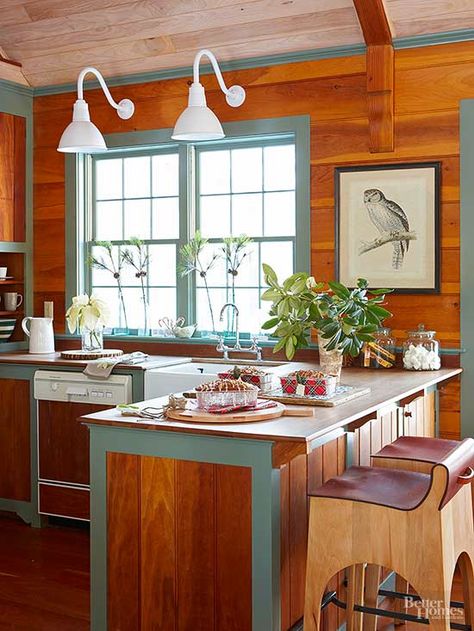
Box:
216 302 262 361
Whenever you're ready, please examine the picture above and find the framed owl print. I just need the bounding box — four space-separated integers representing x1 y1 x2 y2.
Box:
335 162 440 293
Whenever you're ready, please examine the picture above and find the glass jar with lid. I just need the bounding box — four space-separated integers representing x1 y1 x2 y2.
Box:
361 327 396 369
402 324 441 371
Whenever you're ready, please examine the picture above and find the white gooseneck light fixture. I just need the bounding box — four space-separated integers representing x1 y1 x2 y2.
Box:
172 49 246 141
57 66 135 153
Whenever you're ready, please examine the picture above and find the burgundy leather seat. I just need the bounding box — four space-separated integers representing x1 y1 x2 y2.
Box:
310 465 432 511
372 436 459 464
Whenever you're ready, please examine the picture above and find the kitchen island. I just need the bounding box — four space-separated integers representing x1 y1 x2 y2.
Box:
82 368 461 631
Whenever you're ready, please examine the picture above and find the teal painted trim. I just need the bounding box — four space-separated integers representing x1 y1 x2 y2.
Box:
394 28 474 50
33 43 367 97
88 424 280 630
0 81 34 345
460 100 474 439
0 79 32 98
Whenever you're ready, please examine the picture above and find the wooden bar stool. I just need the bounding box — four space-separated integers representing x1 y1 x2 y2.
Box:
361 436 474 630
304 438 474 631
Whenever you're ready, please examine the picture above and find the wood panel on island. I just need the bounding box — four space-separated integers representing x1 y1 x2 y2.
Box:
104 386 436 630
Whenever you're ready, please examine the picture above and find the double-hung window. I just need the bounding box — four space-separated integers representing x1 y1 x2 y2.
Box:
74 116 310 338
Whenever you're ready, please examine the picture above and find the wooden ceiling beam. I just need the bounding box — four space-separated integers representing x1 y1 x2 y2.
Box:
352 0 392 46
353 0 394 152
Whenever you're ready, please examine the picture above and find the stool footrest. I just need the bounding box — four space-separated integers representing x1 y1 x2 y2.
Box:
322 590 471 630
379 588 464 610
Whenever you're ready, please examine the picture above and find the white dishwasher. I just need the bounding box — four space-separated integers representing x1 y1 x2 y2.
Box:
34 371 132 521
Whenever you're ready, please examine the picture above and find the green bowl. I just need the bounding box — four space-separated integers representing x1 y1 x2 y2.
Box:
0 318 16 342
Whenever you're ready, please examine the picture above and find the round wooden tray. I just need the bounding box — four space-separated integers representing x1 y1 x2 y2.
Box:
166 401 313 424
60 349 124 361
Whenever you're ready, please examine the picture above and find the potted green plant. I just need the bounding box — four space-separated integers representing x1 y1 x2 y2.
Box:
261 264 392 379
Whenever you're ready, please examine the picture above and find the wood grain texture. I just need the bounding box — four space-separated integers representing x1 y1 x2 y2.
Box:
34 41 466 436
38 482 90 520
140 456 176 631
353 0 392 45
367 44 394 152
107 452 140 631
0 378 30 501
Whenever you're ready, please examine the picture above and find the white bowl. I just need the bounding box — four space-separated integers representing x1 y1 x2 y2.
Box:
173 324 197 338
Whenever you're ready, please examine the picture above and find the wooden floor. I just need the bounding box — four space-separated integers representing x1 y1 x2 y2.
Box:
0 514 465 630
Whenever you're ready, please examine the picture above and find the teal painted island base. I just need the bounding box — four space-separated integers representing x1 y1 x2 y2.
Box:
89 425 282 631
83 368 460 630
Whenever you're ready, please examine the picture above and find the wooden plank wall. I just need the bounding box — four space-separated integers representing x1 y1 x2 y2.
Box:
33 41 468 437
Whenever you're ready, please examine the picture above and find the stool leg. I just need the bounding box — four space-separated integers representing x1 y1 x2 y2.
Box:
394 575 408 626
363 565 381 631
458 551 474 626
347 564 365 631
416 562 453 631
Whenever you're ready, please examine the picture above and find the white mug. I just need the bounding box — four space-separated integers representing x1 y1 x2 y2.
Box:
4 292 23 312
0 267 7 280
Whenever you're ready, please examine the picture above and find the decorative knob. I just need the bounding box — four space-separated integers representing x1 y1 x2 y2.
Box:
404 411 412 418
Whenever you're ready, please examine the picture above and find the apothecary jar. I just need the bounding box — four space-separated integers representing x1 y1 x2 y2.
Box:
402 324 441 371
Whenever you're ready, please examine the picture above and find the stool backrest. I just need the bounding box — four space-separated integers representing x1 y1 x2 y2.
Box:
432 437 474 509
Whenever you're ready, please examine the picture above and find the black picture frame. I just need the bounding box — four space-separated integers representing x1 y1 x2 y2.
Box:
334 161 441 294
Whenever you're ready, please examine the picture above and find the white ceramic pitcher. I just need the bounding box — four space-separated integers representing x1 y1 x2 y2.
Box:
22 317 55 354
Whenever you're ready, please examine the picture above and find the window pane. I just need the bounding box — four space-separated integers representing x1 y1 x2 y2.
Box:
233 241 259 287
231 194 262 237
196 287 226 332
152 198 179 239
264 145 295 191
195 243 226 287
121 288 146 329
148 244 176 286
152 153 179 197
200 195 230 238
94 288 121 330
95 159 122 200
263 191 295 236
90 244 121 287
260 241 293 285
231 147 262 193
199 150 230 194
95 200 122 240
149 288 177 325
124 199 151 240
124 156 151 198
233 288 261 332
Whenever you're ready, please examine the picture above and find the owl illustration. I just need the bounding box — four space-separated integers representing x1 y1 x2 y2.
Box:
363 188 410 269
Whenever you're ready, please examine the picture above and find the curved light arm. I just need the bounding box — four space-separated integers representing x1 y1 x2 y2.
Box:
75 66 134 120
191 49 245 108
193 50 230 95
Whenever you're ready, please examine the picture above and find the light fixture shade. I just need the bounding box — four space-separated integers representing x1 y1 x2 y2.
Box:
172 105 225 141
58 120 107 153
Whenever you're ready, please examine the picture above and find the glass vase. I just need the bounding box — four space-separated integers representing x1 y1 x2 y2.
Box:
81 325 104 353
318 332 343 382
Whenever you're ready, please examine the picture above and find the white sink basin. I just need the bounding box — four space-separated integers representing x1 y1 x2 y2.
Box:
158 362 236 375
144 359 288 399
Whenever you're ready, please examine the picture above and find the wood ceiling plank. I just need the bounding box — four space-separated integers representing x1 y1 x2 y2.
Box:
391 10 474 38
7 4 360 59
13 7 360 65
352 0 393 45
0 0 349 46
24 27 363 86
386 0 474 22
0 3 32 26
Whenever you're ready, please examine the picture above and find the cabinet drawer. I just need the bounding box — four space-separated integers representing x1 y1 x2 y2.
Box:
39 483 90 521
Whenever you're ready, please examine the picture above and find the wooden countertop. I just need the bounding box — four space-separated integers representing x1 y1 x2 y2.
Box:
82 367 461 445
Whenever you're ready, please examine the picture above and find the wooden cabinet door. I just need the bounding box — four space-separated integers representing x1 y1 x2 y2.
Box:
352 406 399 466
38 401 109 485
402 395 426 437
0 378 30 501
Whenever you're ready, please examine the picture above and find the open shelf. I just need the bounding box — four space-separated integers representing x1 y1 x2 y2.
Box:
0 280 23 286
0 311 23 317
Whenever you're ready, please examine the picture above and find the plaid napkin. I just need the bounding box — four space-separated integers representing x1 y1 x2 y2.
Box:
199 400 278 415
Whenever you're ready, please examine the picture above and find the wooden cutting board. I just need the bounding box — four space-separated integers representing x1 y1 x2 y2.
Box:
166 401 314 424
60 349 124 360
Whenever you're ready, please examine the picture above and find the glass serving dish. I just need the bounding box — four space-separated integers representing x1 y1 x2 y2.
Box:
195 389 258 411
